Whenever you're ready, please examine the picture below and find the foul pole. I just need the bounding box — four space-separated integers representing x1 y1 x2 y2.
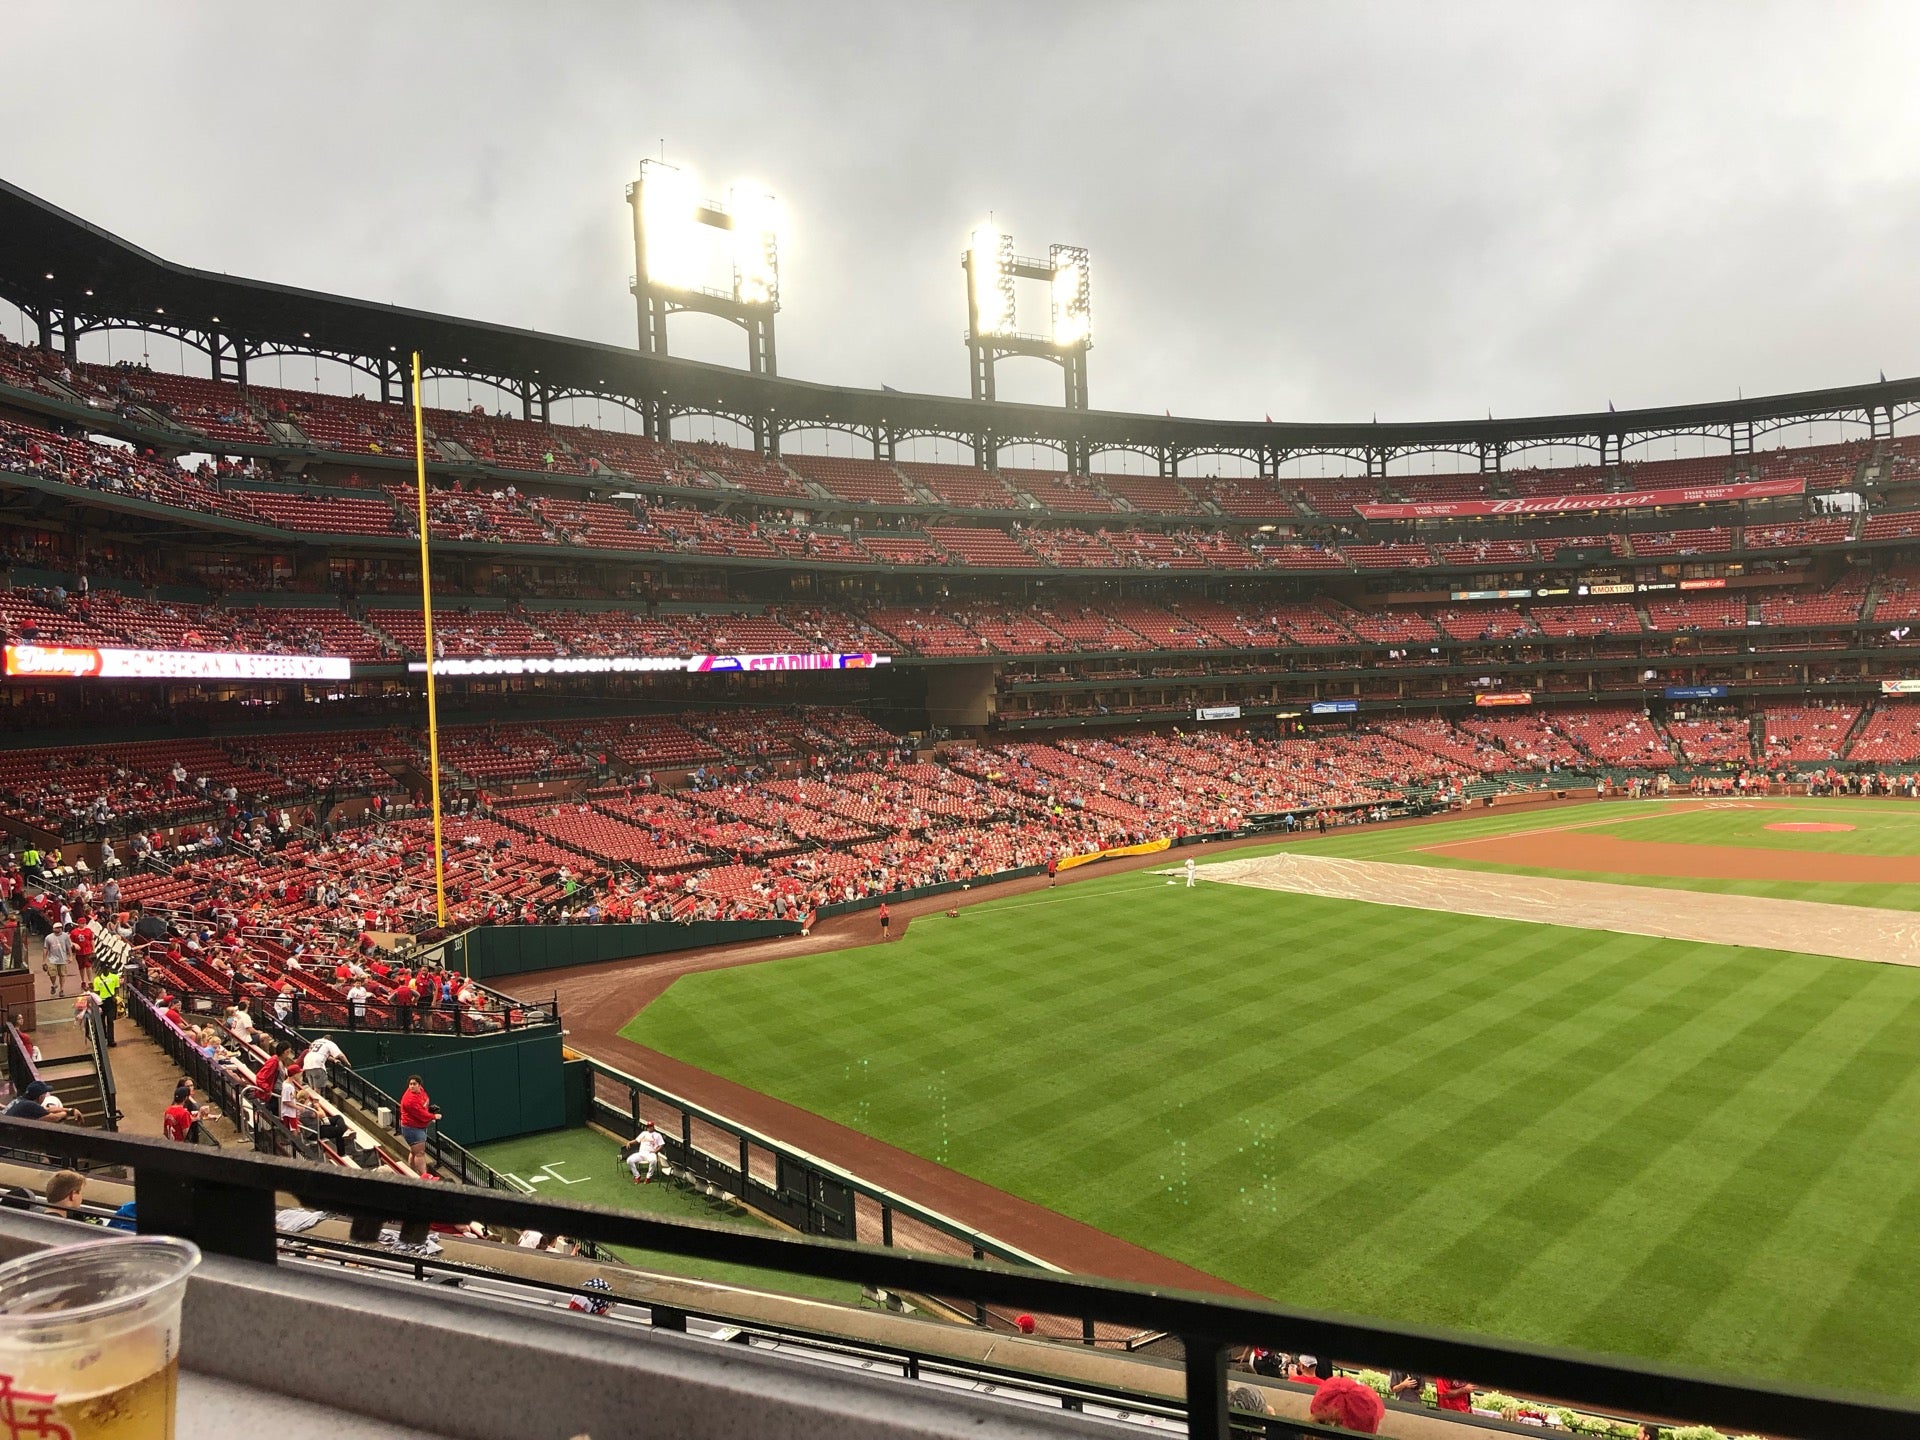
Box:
411 352 449 928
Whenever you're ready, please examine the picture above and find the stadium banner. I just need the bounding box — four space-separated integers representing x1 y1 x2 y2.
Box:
1880 679 1920 695
1309 699 1359 714
1057 836 1172 872
1679 577 1727 590
1666 684 1729 699
1579 582 1635 596
3 643 351 682
1353 476 1804 519
408 651 891 678
1195 704 1242 720
1475 691 1533 707
1450 587 1533 601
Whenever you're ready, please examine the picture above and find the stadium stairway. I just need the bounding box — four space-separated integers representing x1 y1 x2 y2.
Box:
1837 704 1878 759
1862 575 1885 621
1645 711 1683 760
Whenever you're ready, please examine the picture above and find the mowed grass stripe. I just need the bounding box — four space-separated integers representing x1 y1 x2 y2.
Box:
1237 938 1747 1307
1560 968 1920 1366
625 859 1920 1395
1386 951 1874 1338
1286 938 1761 1308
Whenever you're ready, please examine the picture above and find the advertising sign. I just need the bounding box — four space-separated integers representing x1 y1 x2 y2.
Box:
1664 685 1730 700
1354 477 1804 520
407 651 892 678
4 644 351 682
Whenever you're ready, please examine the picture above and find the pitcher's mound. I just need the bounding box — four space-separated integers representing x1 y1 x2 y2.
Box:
1765 822 1856 833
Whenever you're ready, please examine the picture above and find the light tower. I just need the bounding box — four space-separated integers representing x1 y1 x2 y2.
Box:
627 158 782 442
962 225 1091 411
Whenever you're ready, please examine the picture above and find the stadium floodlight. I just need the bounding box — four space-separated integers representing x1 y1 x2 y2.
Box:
968 224 1016 337
962 225 1092 424
1050 244 1091 348
638 159 700 292
729 183 781 308
628 155 784 411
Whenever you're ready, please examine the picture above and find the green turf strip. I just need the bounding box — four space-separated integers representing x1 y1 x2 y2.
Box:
623 863 1920 1396
470 1126 863 1304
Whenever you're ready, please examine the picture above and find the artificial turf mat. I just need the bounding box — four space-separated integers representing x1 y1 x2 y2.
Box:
471 1125 863 1304
622 824 1920 1395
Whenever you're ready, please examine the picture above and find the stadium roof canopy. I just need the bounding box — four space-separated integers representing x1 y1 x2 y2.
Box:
3 176 1917 462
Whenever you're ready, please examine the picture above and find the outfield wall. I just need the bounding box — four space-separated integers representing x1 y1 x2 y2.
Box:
447 919 803 979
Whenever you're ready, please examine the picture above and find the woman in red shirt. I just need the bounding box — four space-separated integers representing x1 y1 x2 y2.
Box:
397 1075 441 1174
1434 1378 1475 1413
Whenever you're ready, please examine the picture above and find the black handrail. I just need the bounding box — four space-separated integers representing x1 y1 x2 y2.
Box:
73 993 118 1132
0 1120 1912 1440
1 1021 41 1100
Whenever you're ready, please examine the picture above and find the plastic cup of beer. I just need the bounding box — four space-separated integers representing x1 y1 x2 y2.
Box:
0 1236 200 1439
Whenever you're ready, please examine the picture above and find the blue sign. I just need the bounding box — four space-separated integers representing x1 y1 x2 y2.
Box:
1664 685 1728 700
1310 700 1359 714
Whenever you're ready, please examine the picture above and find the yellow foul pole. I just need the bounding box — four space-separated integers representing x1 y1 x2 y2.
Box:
411 352 449 928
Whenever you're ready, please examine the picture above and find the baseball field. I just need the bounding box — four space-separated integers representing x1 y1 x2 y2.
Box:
620 798 1920 1396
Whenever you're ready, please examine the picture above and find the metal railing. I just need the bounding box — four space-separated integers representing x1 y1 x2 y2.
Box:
74 993 118 1133
0 1120 1911 1440
124 986 274 1151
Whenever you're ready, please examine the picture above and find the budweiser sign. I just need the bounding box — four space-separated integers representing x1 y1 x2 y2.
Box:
1355 477 1805 520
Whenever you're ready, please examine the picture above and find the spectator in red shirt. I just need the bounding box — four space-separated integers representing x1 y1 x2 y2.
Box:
71 925 96 987
162 1098 196 1143
254 1046 292 1101
397 1075 441 1174
1434 1378 1474 1412
1308 1376 1385 1433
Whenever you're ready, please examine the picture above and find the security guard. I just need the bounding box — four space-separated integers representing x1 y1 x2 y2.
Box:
90 964 121 1048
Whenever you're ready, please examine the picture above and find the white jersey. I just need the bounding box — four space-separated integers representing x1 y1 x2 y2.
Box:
636 1128 666 1160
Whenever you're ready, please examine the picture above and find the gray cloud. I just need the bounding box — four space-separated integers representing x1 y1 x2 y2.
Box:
5 1 1919 427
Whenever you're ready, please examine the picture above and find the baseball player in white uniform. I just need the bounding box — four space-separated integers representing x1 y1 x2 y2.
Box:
626 1121 668 1183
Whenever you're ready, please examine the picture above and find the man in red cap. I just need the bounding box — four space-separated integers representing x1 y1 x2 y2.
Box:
1308 1375 1385 1433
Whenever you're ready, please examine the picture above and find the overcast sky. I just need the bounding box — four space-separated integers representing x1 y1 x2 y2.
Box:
7 2 1920 433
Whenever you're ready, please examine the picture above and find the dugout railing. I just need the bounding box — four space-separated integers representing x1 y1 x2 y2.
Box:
0 1120 1911 1440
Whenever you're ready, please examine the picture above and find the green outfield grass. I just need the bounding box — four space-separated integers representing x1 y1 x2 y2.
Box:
623 852 1920 1396
1262 797 1920 911
471 1126 863 1304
